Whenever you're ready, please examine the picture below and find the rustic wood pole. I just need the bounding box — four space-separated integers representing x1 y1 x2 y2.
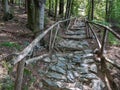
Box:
52 24 59 49
88 23 101 48
49 29 53 52
14 59 25 90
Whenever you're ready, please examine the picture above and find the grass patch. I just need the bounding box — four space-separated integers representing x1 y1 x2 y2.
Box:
0 42 21 50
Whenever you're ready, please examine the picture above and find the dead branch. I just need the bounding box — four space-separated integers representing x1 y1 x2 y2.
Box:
25 54 49 65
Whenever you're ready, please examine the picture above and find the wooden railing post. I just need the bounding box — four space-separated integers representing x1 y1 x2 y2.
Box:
14 59 25 90
101 28 108 56
51 24 59 49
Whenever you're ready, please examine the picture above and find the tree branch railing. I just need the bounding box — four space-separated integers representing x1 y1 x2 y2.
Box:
86 20 120 69
13 17 76 90
13 17 76 65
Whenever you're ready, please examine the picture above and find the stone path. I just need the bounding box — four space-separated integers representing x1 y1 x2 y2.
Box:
39 19 105 90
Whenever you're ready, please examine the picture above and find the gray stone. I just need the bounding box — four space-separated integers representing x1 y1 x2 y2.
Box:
58 57 66 61
43 57 51 63
65 30 85 35
81 73 98 79
67 71 75 82
83 59 94 64
57 60 66 69
80 63 89 68
78 67 89 74
89 64 97 73
50 65 66 74
58 40 84 50
73 71 79 78
92 79 105 90
84 50 93 54
81 41 89 47
73 59 82 63
82 53 93 58
47 72 66 80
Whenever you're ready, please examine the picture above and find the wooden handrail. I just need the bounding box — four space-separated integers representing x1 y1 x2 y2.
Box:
87 23 102 48
13 17 76 65
86 21 120 40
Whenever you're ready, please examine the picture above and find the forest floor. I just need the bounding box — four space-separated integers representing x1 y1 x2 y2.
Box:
0 5 120 90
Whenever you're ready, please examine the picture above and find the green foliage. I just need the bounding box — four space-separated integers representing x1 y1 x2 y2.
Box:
0 61 14 90
23 68 36 90
0 76 14 90
0 42 21 50
92 20 110 26
108 32 120 45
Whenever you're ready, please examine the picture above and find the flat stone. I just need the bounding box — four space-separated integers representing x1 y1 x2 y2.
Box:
78 67 89 74
57 60 66 69
84 50 93 54
43 57 51 63
83 59 94 64
92 79 105 90
50 65 66 74
47 72 66 80
81 73 98 79
73 71 79 78
67 71 75 82
58 40 84 50
67 63 74 70
73 57 82 63
82 53 93 59
80 41 89 47
65 30 85 35
58 57 66 61
89 64 97 73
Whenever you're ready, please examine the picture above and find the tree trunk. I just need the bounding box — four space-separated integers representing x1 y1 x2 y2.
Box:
27 0 35 31
54 0 58 20
65 0 72 25
38 0 46 45
2 0 13 21
49 0 52 16
91 0 94 20
59 0 64 17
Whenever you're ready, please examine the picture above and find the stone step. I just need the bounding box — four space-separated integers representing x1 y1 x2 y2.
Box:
61 35 86 40
39 20 105 90
65 30 85 35
57 39 89 51
40 51 105 90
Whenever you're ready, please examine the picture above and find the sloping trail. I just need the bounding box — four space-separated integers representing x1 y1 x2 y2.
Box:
39 19 105 90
